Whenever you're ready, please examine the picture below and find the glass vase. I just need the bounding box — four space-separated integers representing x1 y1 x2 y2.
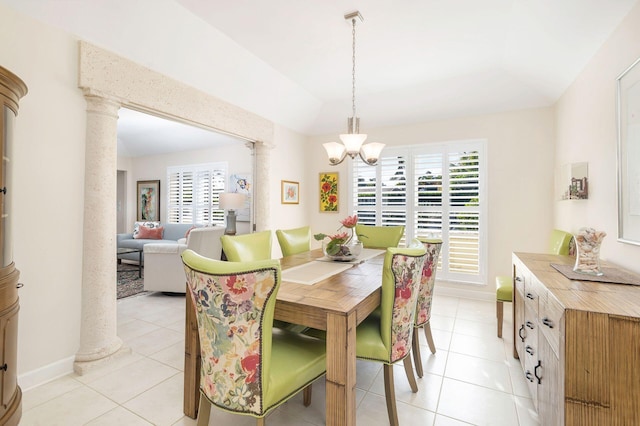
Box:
322 229 363 261
573 228 606 276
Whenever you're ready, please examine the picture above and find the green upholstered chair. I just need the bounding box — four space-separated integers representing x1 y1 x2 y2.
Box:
181 249 326 426
496 229 573 337
220 230 272 262
275 226 311 257
356 246 427 426
409 238 442 378
355 224 405 248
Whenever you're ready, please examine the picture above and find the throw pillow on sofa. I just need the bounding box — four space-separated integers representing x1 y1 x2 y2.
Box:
133 221 161 238
134 224 164 239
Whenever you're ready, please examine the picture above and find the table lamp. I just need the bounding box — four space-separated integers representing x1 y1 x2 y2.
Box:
219 192 246 235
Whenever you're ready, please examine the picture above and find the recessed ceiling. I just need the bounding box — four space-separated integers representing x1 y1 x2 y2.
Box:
3 0 637 141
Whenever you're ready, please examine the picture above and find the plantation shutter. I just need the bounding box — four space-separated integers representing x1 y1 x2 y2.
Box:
167 162 227 225
350 140 486 285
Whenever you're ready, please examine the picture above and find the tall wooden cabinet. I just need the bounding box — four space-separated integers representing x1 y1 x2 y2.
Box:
512 252 640 425
0 66 27 426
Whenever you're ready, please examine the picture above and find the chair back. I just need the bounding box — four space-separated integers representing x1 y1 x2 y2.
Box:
355 224 405 248
182 249 280 416
548 229 573 255
414 238 442 327
221 230 272 261
379 246 426 363
276 226 311 257
186 226 225 260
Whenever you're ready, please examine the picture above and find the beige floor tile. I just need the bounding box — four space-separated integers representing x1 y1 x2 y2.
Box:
21 375 83 411
514 395 541 426
434 414 474 425
20 386 117 426
368 363 442 412
437 378 518 426
149 340 186 370
117 319 161 341
123 372 186 426
85 357 179 404
356 392 436 426
449 332 508 362
444 352 513 393
85 406 153 425
125 326 184 356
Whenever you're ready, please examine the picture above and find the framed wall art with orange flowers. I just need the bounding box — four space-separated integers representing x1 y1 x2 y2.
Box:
281 180 299 204
319 172 339 212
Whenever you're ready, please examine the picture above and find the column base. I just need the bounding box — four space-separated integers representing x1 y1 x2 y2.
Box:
73 344 132 376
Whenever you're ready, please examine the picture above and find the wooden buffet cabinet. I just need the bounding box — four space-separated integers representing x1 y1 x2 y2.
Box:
512 252 640 425
0 66 26 425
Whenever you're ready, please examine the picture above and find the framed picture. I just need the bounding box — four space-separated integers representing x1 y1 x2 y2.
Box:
319 172 339 212
229 173 252 222
281 180 299 204
137 180 160 221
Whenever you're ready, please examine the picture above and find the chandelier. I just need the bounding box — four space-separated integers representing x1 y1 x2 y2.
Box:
323 11 385 166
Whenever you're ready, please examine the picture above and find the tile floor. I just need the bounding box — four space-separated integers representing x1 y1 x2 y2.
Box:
20 292 540 425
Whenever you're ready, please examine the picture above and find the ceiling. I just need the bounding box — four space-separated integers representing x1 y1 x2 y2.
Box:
2 0 638 155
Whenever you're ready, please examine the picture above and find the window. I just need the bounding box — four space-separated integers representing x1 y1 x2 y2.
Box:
167 162 227 225
350 140 486 284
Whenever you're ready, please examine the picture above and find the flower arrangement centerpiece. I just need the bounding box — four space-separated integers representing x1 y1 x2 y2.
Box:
314 214 363 261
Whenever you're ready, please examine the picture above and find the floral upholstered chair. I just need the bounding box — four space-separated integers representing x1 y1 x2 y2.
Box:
355 246 426 426
409 238 442 379
181 249 326 426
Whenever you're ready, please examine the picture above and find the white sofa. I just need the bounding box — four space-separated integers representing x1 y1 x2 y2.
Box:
143 226 226 293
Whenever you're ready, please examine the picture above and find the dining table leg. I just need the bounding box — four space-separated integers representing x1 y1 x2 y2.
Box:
325 311 357 426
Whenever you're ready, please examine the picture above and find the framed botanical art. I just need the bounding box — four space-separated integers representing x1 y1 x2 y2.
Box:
137 180 160 221
281 180 299 204
319 172 339 212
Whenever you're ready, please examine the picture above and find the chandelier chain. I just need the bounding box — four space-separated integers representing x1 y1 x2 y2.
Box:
351 17 357 118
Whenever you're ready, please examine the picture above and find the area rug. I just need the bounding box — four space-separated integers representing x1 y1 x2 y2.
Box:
117 264 147 299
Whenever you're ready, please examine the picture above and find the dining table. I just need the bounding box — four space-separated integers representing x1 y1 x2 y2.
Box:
183 248 386 426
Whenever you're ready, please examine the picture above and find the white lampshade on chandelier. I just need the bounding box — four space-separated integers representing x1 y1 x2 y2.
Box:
324 11 385 166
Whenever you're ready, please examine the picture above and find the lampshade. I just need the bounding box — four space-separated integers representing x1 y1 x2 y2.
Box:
219 192 246 210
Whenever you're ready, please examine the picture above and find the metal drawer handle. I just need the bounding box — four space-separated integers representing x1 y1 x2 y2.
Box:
518 325 526 342
17 283 24 289
534 360 542 384
0 364 7 371
542 318 554 329
525 370 534 383
526 292 535 300
526 321 535 330
515 276 523 282
525 345 534 355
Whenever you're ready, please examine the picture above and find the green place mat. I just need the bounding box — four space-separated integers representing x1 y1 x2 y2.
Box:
550 263 640 286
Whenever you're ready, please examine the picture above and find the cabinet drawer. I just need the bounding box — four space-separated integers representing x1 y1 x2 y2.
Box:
539 289 563 356
523 275 540 315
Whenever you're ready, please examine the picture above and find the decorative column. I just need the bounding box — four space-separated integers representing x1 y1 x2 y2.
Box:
253 141 272 232
74 94 129 374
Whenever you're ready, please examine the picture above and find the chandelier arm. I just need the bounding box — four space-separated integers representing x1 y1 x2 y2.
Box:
329 151 348 166
358 150 379 166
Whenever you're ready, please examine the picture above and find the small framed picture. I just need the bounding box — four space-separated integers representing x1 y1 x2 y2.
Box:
137 180 160 221
281 180 299 204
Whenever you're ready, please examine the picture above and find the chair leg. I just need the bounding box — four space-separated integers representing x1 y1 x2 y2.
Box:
197 393 211 426
411 330 424 378
497 300 504 338
383 364 399 426
424 322 436 354
303 384 312 407
257 417 265 426
403 356 418 393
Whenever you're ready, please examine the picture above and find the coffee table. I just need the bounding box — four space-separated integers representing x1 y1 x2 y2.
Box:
117 248 142 278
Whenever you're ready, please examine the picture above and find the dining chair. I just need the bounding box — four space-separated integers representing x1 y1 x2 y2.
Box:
409 237 442 378
355 246 427 426
355 224 405 248
496 229 573 337
275 226 311 256
220 230 272 261
181 249 326 426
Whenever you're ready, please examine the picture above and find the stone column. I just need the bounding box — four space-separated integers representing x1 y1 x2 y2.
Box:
253 141 272 232
74 94 129 374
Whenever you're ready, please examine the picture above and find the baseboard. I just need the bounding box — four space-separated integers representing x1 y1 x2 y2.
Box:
18 355 75 392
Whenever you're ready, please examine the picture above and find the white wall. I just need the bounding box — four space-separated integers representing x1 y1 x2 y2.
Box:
308 107 556 297
1 4 87 381
118 140 254 234
555 0 640 273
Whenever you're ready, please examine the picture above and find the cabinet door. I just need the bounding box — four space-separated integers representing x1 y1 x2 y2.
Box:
0 303 18 409
513 270 526 360
536 335 561 426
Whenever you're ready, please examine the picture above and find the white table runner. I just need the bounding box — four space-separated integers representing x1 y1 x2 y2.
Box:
281 261 353 285
315 248 386 264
